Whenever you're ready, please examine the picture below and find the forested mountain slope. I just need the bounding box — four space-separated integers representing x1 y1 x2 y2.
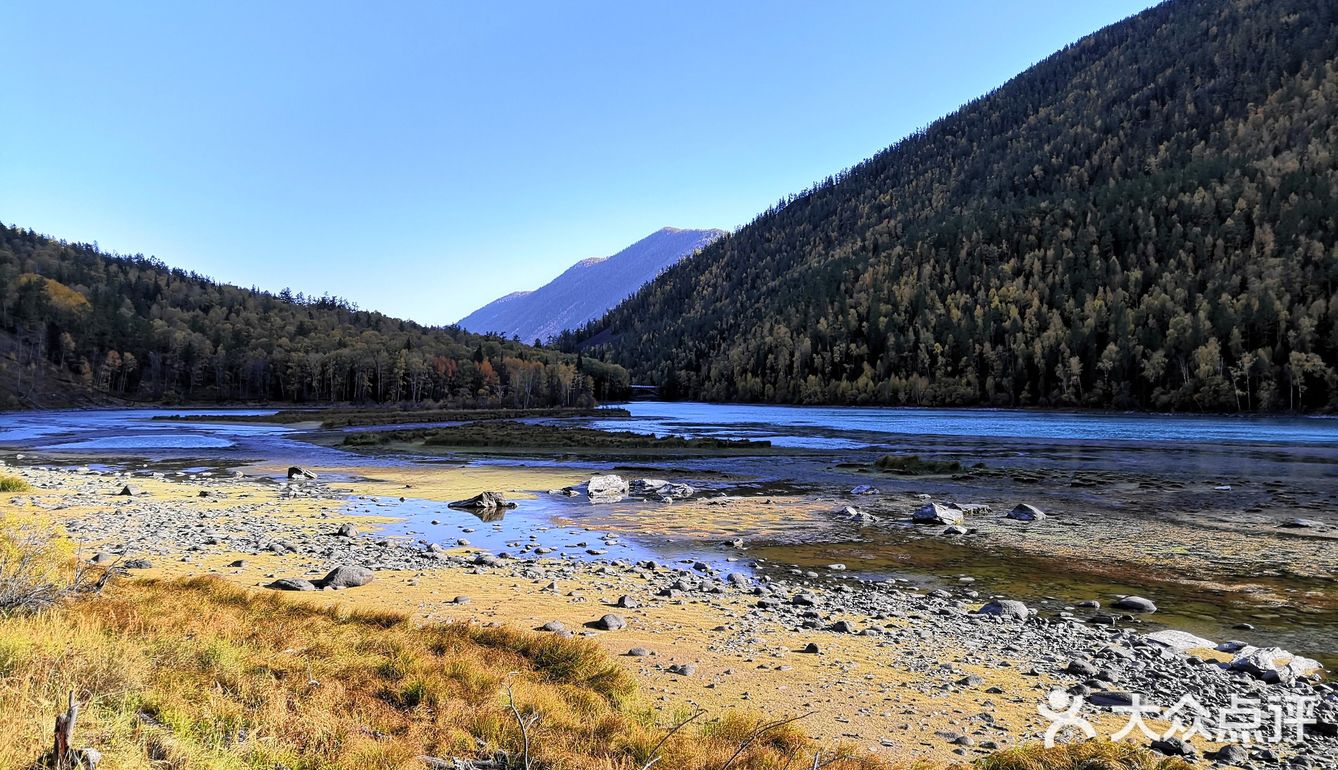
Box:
0 224 628 409
458 227 724 343
567 0 1338 412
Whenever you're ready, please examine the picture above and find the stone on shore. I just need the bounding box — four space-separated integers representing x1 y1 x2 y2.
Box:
267 578 318 591
589 613 626 631
1113 595 1157 613
321 565 374 589
1143 629 1216 652
448 491 517 511
975 599 1031 621
912 502 964 526
1227 646 1324 683
1006 503 1046 521
287 466 317 480
629 478 695 500
586 475 629 504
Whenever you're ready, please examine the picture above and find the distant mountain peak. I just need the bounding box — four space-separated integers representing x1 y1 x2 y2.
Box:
458 227 724 341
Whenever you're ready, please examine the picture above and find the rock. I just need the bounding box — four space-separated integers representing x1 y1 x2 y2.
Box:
1006 503 1046 521
975 599 1031 621
89 552 117 565
629 478 695 500
287 466 317 480
826 563 847 571
1113 595 1157 613
615 595 640 609
123 558 153 569
452 595 471 605
586 474 629 504
835 506 876 524
1143 629 1216 652
117 485 141 496
912 502 964 526
1149 737 1197 759
1066 659 1098 677
539 620 565 632
1076 600 1101 609
1228 646 1324 682
1206 744 1247 765
590 613 626 631
320 565 374 588
1279 518 1320 528
791 592 818 607
668 663 697 676
802 642 821 654
266 578 317 591
626 647 652 657
850 484 879 495
448 491 516 511
942 525 969 535
229 559 247 568
1088 690 1136 707
335 523 359 537
828 620 856 634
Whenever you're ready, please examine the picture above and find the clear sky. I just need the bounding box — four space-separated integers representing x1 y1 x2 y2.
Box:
2 1 1157 325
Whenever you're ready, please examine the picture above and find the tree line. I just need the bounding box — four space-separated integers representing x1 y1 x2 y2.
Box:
0 223 629 408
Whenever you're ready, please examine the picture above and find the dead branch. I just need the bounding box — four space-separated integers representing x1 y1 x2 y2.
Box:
638 708 706 770
504 675 539 770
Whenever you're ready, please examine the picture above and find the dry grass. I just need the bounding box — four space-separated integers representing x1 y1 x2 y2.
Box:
0 519 99 615
974 741 1194 770
0 576 890 770
0 474 32 492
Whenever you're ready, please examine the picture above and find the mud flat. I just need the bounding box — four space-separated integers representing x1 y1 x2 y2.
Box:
3 460 1334 768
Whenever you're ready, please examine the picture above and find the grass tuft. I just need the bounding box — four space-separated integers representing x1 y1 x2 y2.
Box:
975 740 1195 770
0 475 32 492
874 454 965 475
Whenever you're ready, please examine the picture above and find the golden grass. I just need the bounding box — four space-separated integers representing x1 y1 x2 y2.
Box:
0 474 32 492
0 576 889 770
974 741 1194 770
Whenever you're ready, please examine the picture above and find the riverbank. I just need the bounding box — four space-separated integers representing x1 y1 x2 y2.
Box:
3 461 1333 768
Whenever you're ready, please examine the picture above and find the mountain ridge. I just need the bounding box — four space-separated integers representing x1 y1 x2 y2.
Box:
459 226 724 343
567 0 1338 412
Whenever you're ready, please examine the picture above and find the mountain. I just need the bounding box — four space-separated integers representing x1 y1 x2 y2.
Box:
459 227 724 343
567 0 1338 412
0 223 628 409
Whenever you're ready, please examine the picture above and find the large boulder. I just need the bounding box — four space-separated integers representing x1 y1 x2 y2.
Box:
1006 503 1046 522
913 502 964 526
975 599 1032 621
287 466 317 480
586 474 629 504
320 565 374 589
448 491 517 511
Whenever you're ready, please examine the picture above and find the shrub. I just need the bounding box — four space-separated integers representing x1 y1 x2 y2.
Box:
0 520 96 615
874 454 964 474
0 475 31 493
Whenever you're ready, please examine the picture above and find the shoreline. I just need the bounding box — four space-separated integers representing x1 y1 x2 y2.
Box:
3 460 1334 767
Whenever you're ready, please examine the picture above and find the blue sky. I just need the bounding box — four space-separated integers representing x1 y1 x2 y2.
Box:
2 1 1156 325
